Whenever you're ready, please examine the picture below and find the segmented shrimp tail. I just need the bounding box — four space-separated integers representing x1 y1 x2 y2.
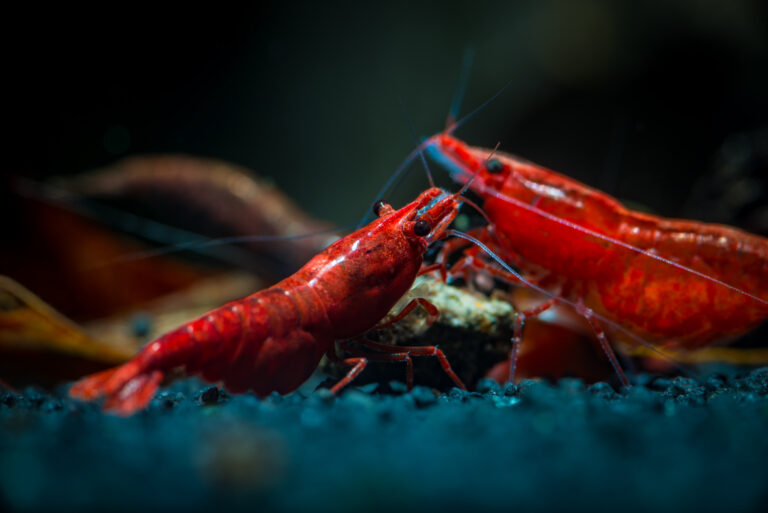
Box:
102 370 164 416
69 366 122 400
70 360 164 416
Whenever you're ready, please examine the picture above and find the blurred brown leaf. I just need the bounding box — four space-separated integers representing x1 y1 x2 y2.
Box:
61 154 336 278
0 276 134 386
1 196 214 321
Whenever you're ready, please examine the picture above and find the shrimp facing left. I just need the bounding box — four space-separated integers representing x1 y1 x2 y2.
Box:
70 187 467 415
423 132 768 384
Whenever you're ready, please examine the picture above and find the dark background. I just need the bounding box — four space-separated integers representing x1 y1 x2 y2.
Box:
5 0 768 238
3 7 768 512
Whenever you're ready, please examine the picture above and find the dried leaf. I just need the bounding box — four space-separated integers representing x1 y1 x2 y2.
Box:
0 276 133 361
0 276 136 386
61 154 337 278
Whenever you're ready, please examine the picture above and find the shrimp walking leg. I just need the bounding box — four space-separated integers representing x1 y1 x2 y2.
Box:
372 298 440 330
332 336 466 391
509 299 556 382
576 304 630 387
353 338 466 390
416 262 449 283
334 343 415 390
447 249 633 387
326 354 368 395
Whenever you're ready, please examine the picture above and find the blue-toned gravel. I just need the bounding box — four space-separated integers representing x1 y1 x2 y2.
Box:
1 369 768 513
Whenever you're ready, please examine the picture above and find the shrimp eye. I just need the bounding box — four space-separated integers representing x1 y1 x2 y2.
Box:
373 200 387 216
413 219 431 236
486 158 503 174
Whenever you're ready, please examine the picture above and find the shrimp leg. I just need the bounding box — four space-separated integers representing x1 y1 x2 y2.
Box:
509 299 556 383
335 338 465 391
372 298 440 330
356 338 465 390
449 249 632 386
575 303 630 387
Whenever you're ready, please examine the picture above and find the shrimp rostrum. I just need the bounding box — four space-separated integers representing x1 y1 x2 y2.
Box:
70 187 467 415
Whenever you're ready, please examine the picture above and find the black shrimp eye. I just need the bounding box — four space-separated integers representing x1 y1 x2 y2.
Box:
486 158 503 174
373 200 387 216
413 219 431 236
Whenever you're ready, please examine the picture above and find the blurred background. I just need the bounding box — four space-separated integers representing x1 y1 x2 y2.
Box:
2 4 768 510
2 0 768 322
6 0 768 221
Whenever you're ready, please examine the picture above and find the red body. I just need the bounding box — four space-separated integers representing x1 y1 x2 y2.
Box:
70 187 460 414
427 133 768 351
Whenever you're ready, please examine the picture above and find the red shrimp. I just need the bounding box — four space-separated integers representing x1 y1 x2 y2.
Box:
423 132 768 384
70 187 467 415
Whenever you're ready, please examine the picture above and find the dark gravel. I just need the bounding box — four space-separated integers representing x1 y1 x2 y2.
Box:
2 369 768 513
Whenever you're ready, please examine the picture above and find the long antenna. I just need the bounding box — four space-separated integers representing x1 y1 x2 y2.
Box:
473 179 768 308
355 93 440 230
356 144 423 229
15 178 349 270
83 226 351 270
445 229 688 375
360 56 515 230
448 76 516 135
446 47 475 129
398 95 434 187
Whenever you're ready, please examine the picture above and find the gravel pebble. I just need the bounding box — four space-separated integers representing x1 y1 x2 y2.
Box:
1 368 767 512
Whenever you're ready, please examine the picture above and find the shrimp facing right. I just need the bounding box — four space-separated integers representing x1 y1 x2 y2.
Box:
70 186 469 415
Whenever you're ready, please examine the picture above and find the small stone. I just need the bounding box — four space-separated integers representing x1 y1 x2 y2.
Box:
43 399 63 412
154 391 183 410
742 367 768 395
624 385 661 406
199 386 221 405
517 379 542 395
342 390 374 409
448 387 468 401
630 373 655 387
558 378 585 393
0 393 16 407
475 378 501 395
312 388 335 403
410 386 437 407
355 382 379 394
648 377 675 392
503 382 519 397
282 393 306 405
588 382 615 400
704 374 727 392
491 395 520 408
664 377 705 404
130 313 153 338
23 388 46 408
388 381 409 394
